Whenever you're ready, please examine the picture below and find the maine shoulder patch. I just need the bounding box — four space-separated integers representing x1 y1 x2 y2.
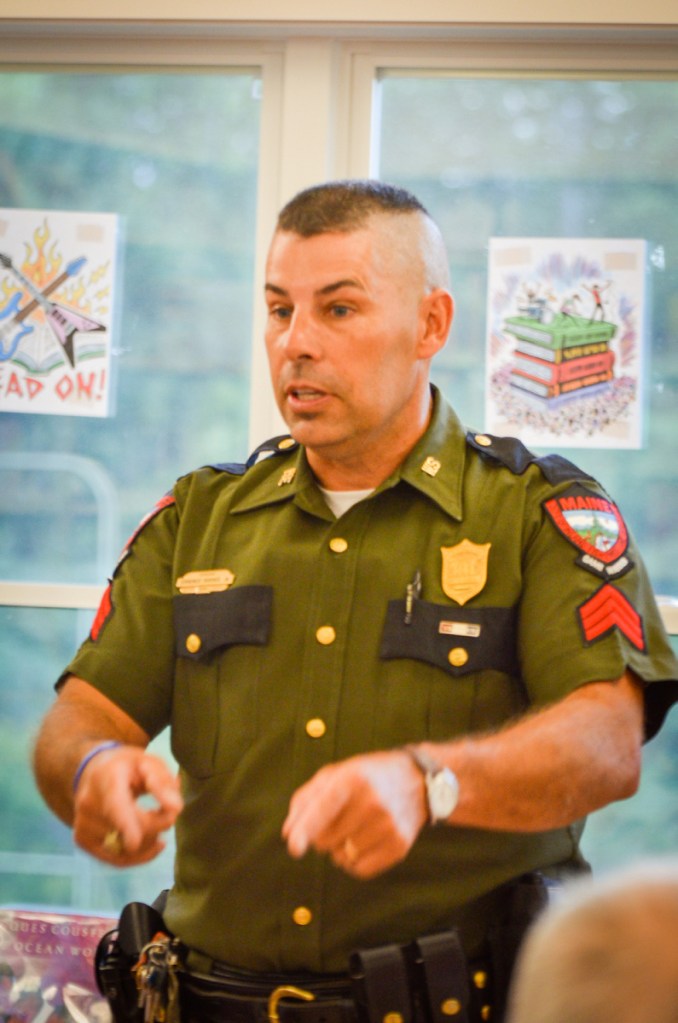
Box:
543 483 633 580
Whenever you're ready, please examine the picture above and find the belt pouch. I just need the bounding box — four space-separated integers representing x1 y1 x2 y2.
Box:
96 901 168 1023
486 871 556 1023
349 944 413 1023
412 933 469 1023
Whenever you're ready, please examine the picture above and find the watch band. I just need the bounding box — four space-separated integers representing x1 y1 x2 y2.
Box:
403 744 460 824
404 744 442 777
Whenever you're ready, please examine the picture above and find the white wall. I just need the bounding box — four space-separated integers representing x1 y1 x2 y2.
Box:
1 0 677 25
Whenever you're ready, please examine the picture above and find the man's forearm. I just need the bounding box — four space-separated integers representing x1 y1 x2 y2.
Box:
32 676 149 825
423 671 644 832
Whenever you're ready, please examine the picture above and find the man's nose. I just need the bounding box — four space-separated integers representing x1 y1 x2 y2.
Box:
282 309 322 360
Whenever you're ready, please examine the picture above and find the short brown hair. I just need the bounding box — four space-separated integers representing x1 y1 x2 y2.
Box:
277 179 429 236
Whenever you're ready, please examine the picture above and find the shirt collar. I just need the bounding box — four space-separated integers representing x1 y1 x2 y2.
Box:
229 386 466 522
377 386 466 521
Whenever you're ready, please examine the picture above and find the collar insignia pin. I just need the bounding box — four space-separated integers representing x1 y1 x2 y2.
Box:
421 456 441 477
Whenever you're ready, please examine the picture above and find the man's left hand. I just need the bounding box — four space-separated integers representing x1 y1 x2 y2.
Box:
282 750 427 878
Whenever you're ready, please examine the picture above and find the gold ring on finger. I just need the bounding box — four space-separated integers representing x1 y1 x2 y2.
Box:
103 829 124 856
343 838 359 863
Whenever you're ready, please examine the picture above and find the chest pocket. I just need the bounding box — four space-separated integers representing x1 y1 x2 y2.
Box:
380 599 519 676
173 586 273 659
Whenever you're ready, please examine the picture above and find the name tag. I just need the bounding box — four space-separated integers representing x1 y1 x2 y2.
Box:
176 569 235 594
439 621 481 638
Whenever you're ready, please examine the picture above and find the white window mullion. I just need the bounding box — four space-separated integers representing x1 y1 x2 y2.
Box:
247 37 354 449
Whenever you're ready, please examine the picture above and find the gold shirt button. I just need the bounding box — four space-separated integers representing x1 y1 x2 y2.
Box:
185 633 202 654
278 437 295 449
384 1014 404 1023
473 971 488 990
292 906 312 926
316 625 336 645
474 434 492 447
448 647 469 667
306 718 326 739
329 537 348 553
441 1000 462 1016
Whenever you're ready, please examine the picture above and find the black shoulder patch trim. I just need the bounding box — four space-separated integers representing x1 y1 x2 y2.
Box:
465 431 594 486
208 435 299 476
245 434 299 468
209 461 248 476
535 452 595 486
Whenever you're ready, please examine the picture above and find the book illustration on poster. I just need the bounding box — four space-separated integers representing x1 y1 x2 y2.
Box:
504 312 616 399
485 238 647 450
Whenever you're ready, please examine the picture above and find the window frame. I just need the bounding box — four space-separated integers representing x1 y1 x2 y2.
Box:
0 23 677 631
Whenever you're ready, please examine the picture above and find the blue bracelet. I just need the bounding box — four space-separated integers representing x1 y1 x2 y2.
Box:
72 740 123 792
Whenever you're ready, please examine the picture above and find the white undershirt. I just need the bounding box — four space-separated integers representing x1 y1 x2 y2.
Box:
319 487 374 517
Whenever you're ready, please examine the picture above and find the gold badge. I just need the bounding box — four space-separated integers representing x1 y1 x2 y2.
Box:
176 569 235 594
441 540 491 606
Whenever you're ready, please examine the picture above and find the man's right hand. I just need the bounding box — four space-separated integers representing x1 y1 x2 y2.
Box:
73 743 183 866
33 676 183 867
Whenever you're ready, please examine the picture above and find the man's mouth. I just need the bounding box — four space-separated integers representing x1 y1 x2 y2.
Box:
285 383 330 406
289 387 325 400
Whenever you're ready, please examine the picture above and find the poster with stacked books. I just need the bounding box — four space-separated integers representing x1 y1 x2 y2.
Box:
485 237 647 449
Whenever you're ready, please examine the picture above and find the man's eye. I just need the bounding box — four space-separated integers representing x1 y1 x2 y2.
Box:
270 306 292 320
330 304 351 318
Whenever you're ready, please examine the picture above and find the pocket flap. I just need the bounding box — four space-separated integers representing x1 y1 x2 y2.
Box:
380 600 518 676
173 586 272 660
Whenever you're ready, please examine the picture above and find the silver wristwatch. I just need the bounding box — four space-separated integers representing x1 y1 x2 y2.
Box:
405 744 459 824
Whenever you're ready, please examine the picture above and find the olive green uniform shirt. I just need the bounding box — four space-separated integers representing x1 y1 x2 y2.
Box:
64 390 678 973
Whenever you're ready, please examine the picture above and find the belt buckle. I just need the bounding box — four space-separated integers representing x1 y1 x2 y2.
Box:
268 985 316 1023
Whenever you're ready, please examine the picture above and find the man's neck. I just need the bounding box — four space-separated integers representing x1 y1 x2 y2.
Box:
305 392 435 491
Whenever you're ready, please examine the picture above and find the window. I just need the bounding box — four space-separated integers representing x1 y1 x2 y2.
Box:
1 26 676 911
374 69 678 870
0 66 262 910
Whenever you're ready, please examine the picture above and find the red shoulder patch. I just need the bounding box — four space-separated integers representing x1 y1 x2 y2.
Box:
543 483 632 580
90 583 112 642
123 493 176 552
89 493 176 642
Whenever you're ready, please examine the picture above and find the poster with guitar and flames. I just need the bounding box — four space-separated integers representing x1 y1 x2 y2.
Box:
0 208 119 417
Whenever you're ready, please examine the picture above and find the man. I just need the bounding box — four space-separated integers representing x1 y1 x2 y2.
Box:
506 860 678 1023
33 181 678 1023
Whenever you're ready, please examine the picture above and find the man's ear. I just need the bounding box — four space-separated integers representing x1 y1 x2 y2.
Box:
417 288 454 359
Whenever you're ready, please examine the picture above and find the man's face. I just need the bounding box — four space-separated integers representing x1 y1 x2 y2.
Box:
264 219 435 480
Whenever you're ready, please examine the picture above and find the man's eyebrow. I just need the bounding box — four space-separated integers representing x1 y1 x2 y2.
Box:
318 278 365 296
264 282 288 297
265 278 365 298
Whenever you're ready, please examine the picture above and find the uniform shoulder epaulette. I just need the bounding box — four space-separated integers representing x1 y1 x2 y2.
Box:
209 434 299 476
465 430 595 486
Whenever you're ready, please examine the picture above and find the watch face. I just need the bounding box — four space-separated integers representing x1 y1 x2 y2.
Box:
428 768 459 821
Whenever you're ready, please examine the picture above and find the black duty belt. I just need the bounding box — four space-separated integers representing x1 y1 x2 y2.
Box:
99 873 564 1023
179 931 493 1023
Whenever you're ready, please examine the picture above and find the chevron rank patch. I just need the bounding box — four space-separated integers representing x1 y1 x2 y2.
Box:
543 483 633 580
578 583 646 652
